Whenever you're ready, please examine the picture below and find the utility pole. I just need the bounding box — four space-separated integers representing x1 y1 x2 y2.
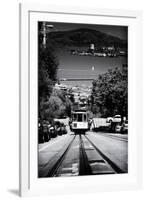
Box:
42 22 54 48
42 22 47 48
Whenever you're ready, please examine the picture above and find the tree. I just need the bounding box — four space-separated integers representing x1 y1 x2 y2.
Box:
38 22 59 120
91 65 128 118
40 89 72 120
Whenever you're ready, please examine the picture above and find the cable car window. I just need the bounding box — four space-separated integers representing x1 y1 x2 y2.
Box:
78 114 83 122
73 114 77 121
84 114 87 121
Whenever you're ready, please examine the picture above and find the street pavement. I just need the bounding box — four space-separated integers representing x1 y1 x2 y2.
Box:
86 132 128 172
38 127 128 177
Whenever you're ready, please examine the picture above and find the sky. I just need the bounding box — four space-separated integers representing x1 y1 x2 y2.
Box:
44 21 128 40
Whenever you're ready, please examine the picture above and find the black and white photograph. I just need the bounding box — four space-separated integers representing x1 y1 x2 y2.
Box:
38 21 128 178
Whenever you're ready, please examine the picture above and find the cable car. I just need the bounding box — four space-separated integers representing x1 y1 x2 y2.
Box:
70 110 90 134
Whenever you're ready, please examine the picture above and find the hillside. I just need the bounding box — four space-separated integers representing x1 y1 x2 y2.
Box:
45 28 127 49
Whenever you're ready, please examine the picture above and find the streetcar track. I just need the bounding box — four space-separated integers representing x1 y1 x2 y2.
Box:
84 135 125 174
46 135 76 177
79 135 92 175
44 132 125 177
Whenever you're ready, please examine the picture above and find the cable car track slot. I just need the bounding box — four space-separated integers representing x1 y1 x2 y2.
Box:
79 135 92 175
46 135 76 177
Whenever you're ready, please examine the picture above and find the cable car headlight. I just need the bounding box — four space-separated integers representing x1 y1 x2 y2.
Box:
73 123 77 127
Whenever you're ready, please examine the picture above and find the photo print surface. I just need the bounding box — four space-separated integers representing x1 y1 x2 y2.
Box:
38 21 128 178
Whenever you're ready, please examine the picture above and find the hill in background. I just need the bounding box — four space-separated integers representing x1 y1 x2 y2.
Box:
45 28 127 49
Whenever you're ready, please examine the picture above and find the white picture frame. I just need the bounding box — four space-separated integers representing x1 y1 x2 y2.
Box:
19 3 143 197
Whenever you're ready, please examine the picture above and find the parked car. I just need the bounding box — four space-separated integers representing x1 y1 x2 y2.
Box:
43 122 51 142
54 121 62 135
60 123 67 134
115 123 122 133
49 126 57 138
38 122 44 143
56 126 62 135
106 115 122 123
38 121 51 143
121 120 128 133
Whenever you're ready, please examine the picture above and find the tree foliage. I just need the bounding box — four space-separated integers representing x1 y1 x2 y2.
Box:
38 22 59 120
38 22 73 122
38 46 59 101
91 65 128 117
40 89 72 120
